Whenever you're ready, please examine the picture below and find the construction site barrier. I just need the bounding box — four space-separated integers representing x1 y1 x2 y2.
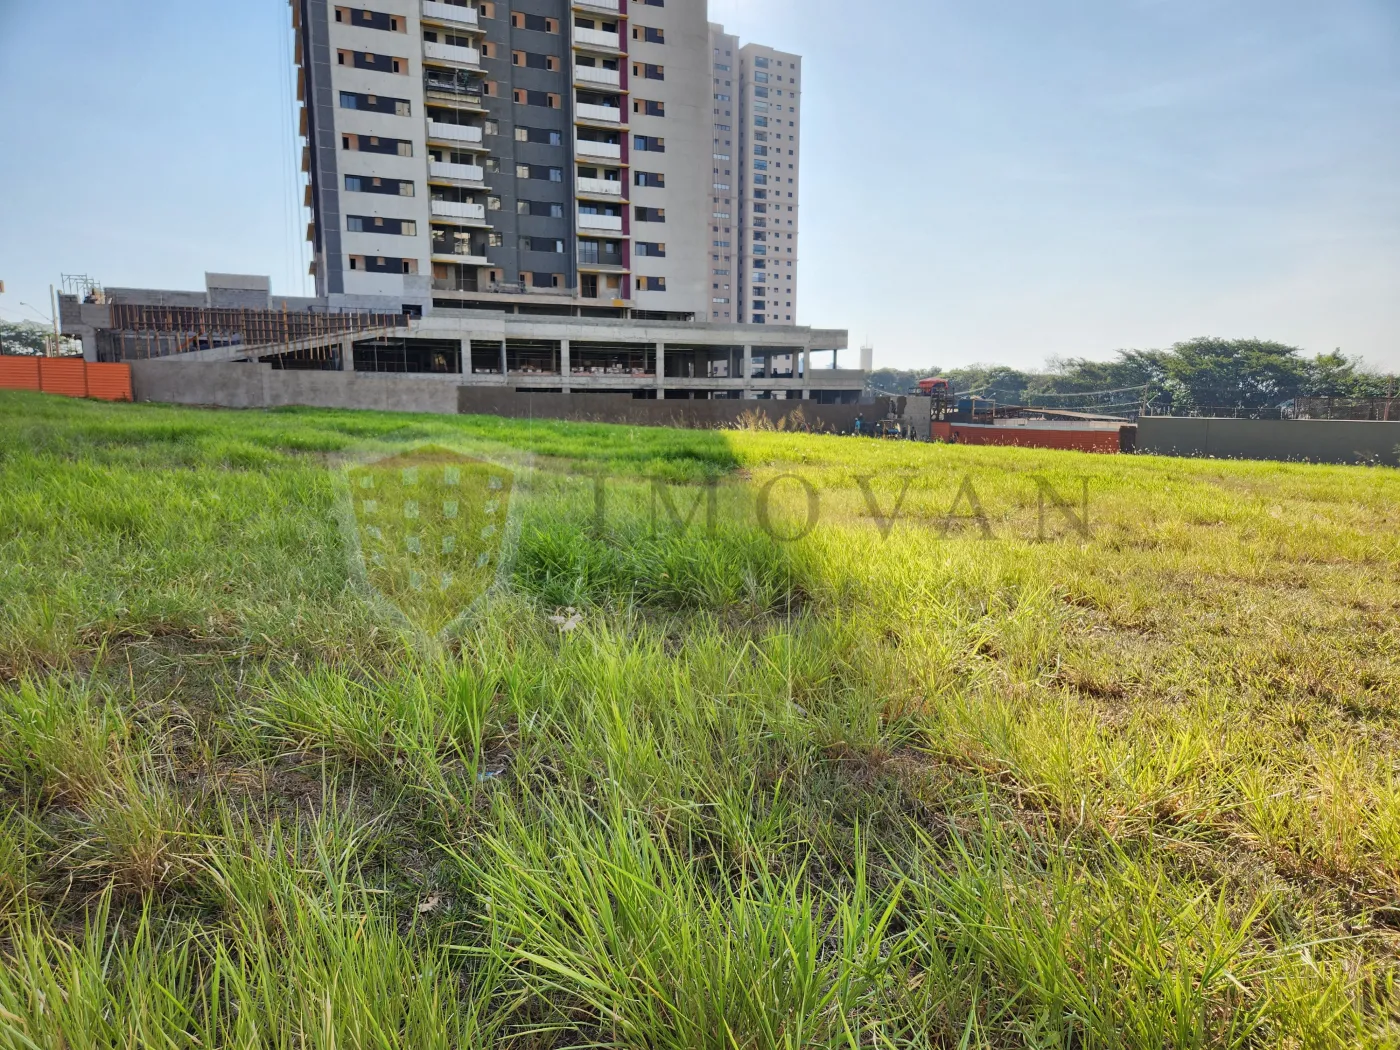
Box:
0 357 133 402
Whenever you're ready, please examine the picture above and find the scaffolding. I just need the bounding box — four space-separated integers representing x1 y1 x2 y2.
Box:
97 305 409 362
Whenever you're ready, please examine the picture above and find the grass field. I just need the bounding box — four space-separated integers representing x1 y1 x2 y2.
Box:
1 388 1399 1048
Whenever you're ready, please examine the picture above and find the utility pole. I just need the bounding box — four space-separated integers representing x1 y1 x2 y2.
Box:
50 285 61 358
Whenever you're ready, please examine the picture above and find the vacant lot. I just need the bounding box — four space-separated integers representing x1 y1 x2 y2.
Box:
1 389 1399 1048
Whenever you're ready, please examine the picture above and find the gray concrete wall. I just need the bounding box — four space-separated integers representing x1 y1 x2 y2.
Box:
1138 417 1400 466
128 360 859 430
459 388 862 431
130 361 459 415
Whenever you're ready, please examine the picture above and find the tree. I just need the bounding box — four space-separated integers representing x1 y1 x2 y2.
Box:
1035 350 1176 410
0 321 51 356
940 364 1036 402
863 338 1393 410
1041 350 1171 394
1162 338 1309 409
1305 351 1393 399
867 367 943 395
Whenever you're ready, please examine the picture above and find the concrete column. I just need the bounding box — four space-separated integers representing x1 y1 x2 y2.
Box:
655 341 665 394
341 337 356 373
742 345 755 400
560 339 571 394
802 345 812 400
459 337 469 376
499 341 508 379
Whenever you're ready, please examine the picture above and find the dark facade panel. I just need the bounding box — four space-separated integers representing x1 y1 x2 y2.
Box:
304 0 345 295
479 0 572 292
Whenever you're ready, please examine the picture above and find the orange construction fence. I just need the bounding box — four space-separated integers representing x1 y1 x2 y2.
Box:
0 357 133 402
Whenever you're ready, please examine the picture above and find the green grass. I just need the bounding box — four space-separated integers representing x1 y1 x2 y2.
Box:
1 388 1399 1047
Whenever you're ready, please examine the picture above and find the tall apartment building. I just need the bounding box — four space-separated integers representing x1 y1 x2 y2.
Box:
293 1 798 324
705 28 802 328
706 25 740 324
736 41 801 327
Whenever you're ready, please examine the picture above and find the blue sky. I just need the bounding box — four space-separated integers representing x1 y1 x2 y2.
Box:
1 0 1396 371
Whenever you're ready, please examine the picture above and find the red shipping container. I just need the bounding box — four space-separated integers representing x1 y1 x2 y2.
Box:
929 421 1126 454
950 425 1123 454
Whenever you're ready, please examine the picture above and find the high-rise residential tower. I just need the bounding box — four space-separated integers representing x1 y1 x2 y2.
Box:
706 24 740 324
293 0 798 323
735 41 801 327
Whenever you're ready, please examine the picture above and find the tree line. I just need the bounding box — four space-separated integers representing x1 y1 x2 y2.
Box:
0 321 81 358
869 338 1397 412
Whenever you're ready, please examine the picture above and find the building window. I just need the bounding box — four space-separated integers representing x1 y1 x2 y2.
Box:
634 171 665 188
513 89 562 108
348 216 416 236
633 99 665 117
515 163 564 181
637 276 667 291
516 126 564 145
510 13 559 31
634 206 665 223
348 255 418 275
512 50 561 71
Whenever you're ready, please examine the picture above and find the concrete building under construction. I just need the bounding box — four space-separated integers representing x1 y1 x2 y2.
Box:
58 273 867 407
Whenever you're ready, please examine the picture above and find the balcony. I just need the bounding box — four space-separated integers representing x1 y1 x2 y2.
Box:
429 159 485 183
574 65 621 87
573 0 620 13
577 177 623 196
431 255 490 271
423 41 480 67
424 68 482 102
578 247 624 267
576 138 622 160
578 211 623 232
422 0 479 26
426 120 483 144
574 28 620 50
431 199 487 221
575 102 622 124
